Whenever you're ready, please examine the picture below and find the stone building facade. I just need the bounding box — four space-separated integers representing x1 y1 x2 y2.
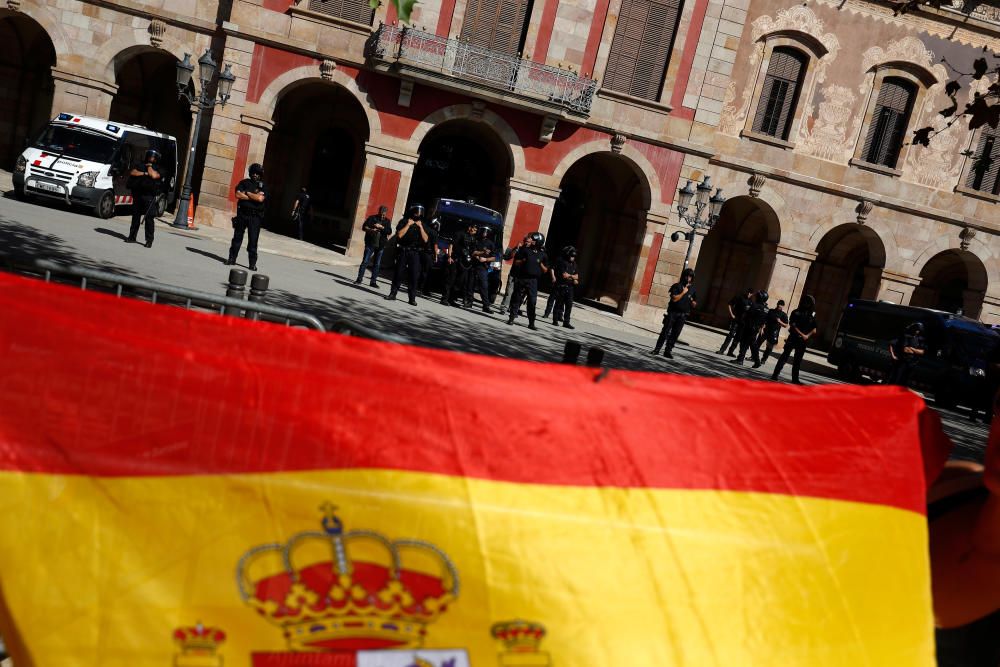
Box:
2 0 998 338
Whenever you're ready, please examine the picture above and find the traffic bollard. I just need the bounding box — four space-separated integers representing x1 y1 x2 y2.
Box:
246 274 270 321
224 269 248 316
562 340 582 365
586 347 605 368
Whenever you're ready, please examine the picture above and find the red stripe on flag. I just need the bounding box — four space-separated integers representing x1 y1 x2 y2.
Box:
0 273 950 513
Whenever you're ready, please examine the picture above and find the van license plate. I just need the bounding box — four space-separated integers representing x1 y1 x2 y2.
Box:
32 181 63 194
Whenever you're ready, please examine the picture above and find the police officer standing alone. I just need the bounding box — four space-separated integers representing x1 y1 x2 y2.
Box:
385 204 427 305
652 268 696 359
732 290 769 368
228 163 266 270
291 186 311 241
441 221 477 307
126 149 163 248
355 205 392 287
718 288 753 356
418 218 440 297
771 295 817 385
507 232 548 330
889 322 927 387
755 299 788 365
550 246 579 328
471 226 495 314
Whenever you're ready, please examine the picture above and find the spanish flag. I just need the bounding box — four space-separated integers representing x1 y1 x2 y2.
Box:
0 272 950 667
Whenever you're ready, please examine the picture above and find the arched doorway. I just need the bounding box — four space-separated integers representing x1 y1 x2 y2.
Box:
262 81 370 248
407 119 513 215
802 224 886 346
546 152 650 312
694 196 780 326
0 13 56 168
911 249 988 318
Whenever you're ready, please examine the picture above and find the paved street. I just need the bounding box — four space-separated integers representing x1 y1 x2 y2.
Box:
0 189 990 461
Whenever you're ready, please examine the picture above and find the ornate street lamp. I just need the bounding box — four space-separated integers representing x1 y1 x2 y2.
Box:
172 50 236 229
670 175 726 267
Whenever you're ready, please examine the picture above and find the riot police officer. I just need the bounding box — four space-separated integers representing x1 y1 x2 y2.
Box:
418 218 440 297
228 163 266 271
386 204 428 305
755 299 788 365
507 231 548 330
889 321 927 387
441 221 477 306
126 149 163 248
732 290 769 367
355 205 392 287
500 234 532 315
718 288 753 356
550 245 579 328
771 295 817 385
471 226 496 314
653 267 696 359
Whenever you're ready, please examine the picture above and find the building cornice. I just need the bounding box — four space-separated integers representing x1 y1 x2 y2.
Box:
81 0 217 35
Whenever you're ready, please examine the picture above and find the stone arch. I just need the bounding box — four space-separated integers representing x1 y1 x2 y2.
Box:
251 65 382 138
909 233 999 290
807 216 900 273
911 248 989 317
408 104 525 176
714 174 788 227
0 3 70 68
550 140 658 211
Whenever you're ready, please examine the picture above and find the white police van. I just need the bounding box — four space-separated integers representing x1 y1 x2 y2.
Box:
13 113 178 219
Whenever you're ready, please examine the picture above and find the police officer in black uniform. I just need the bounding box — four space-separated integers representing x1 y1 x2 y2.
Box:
732 290 769 367
356 205 392 287
126 149 163 248
386 204 428 305
771 295 817 385
418 218 440 297
889 321 927 387
507 231 548 330
441 221 478 306
550 246 579 328
470 226 496 313
718 288 753 355
652 267 696 359
755 299 788 365
499 234 531 315
228 163 266 270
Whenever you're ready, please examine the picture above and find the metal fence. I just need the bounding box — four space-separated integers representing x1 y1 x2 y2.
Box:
367 24 598 115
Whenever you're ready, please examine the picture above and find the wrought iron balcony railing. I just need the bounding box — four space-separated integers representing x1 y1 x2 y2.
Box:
366 24 598 115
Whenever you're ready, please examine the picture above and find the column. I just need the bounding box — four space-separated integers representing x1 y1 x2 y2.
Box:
501 178 560 283
770 244 816 310
50 69 117 119
880 270 922 306
345 142 419 257
623 210 669 323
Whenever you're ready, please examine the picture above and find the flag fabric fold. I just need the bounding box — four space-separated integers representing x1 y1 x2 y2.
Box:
0 272 950 666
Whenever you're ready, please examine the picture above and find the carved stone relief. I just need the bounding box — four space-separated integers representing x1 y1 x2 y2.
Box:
798 85 857 162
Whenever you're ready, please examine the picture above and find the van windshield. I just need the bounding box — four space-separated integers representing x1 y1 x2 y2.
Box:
33 125 117 163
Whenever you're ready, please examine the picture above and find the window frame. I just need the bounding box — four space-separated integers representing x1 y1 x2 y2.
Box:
598 0 685 104
955 125 1000 203
849 66 931 177
739 35 825 150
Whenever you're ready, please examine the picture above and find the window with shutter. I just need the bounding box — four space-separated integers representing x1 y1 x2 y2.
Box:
460 0 532 55
861 77 915 168
308 0 375 25
966 127 1000 195
603 0 683 101
750 47 807 139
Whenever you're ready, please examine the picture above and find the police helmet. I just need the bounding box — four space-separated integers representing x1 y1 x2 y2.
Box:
408 204 425 220
777 299 786 307
480 226 493 238
529 231 545 246
757 289 769 304
680 267 695 281
562 245 577 257
248 163 264 179
428 219 440 231
801 294 816 311
907 321 925 334
143 149 161 163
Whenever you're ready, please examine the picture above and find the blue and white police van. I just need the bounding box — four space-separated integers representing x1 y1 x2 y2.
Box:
431 198 505 299
13 113 179 219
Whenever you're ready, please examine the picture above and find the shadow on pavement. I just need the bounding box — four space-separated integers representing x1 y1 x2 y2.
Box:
94 227 129 242
0 215 138 275
186 246 229 264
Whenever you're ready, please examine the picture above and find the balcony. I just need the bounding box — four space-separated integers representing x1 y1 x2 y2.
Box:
365 24 598 116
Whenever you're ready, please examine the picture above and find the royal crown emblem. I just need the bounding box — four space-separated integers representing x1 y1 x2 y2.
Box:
172 622 226 667
237 503 459 652
491 620 551 666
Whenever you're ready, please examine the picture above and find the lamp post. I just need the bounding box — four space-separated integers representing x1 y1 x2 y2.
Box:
670 176 726 267
172 50 236 228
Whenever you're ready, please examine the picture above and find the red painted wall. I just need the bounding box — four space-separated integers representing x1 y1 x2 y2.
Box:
509 201 543 246
228 133 251 207
639 232 664 302
632 141 684 206
386 2 398 23
246 44 317 105
582 0 611 77
261 0 292 10
532 0 560 63
670 0 710 114
367 167 402 219
436 0 458 36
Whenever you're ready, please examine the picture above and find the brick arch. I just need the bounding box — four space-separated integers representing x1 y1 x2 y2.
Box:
250 66 381 137
95 31 197 85
408 104 525 175
550 141 658 212
0 3 71 68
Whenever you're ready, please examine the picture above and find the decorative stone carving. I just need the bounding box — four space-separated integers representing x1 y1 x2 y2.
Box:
904 114 964 190
539 115 558 144
397 79 413 107
610 133 626 153
470 100 486 120
748 172 767 198
855 199 874 225
148 19 166 48
860 36 939 76
750 5 840 55
960 226 976 251
320 59 336 81
718 81 742 136
7 0 21 10
798 85 857 162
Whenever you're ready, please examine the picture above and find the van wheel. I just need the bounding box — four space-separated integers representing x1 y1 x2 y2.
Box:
155 194 167 217
95 190 115 219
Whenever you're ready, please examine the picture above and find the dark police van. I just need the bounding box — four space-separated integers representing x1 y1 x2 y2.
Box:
430 199 505 300
828 299 1000 408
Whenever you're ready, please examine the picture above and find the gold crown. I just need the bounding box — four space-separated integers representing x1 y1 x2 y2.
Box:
491 620 546 652
173 623 226 653
237 503 459 652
